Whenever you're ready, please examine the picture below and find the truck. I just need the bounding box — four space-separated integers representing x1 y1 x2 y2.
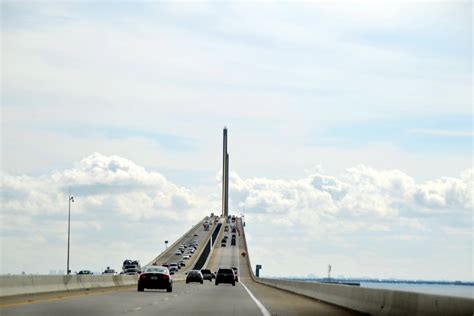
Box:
122 259 141 274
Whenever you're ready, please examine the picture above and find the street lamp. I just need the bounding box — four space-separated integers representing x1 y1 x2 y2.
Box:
164 240 168 250
67 195 74 275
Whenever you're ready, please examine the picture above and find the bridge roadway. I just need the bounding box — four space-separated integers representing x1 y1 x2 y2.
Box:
0 218 358 316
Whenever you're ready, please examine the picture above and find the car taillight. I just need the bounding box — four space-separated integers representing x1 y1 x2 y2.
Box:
140 274 146 279
162 274 169 279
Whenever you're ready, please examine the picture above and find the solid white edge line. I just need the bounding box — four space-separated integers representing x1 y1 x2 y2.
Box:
237 218 270 316
240 281 271 316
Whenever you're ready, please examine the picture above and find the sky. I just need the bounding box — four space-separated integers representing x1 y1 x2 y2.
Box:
1 1 472 280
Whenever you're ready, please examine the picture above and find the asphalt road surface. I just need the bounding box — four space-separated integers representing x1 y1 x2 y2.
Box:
1 217 359 316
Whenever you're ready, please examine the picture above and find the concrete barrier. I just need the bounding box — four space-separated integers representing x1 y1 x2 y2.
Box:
239 220 473 316
0 275 138 298
255 276 473 315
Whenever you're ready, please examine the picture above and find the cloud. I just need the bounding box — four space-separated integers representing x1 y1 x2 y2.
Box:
1 153 202 221
408 129 473 137
229 165 472 228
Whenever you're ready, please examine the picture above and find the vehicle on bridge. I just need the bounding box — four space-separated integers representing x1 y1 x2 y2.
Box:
138 266 173 292
186 270 204 284
230 267 239 282
215 268 235 286
122 259 141 274
102 267 116 275
200 269 213 281
77 270 93 275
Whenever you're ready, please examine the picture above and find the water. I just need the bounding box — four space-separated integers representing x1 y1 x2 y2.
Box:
361 282 473 299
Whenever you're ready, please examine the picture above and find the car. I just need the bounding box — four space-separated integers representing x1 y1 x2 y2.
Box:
183 255 190 260
221 242 226 247
224 226 229 232
189 248 195 254
223 235 228 239
186 270 204 284
215 268 235 286
170 262 180 270
162 263 169 268
221 238 227 243
232 227 236 233
175 250 182 255
177 260 185 267
230 267 239 282
102 268 115 275
200 269 213 281
169 263 179 273
231 238 236 246
138 266 172 292
193 233 198 236
77 270 93 275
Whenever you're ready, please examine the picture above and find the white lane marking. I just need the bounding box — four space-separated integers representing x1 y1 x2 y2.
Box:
240 281 271 316
133 307 142 311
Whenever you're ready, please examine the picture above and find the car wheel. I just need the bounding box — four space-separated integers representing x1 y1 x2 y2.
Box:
200 281 203 284
186 281 189 284
232 282 235 286
215 282 218 286
236 277 239 282
167 285 172 292
137 286 144 292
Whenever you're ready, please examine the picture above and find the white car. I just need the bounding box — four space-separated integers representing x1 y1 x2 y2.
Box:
183 255 190 260
174 251 181 255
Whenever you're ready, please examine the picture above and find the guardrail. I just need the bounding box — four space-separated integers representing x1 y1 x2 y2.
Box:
0 275 138 298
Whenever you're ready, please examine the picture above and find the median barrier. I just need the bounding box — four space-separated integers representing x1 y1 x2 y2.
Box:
0 275 138 298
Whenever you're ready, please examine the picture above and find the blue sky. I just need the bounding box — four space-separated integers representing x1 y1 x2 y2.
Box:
1 1 472 280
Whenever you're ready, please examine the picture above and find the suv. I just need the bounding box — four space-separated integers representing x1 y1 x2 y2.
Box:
215 268 235 286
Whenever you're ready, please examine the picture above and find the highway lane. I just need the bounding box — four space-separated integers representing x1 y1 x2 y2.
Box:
1 278 261 316
148 216 214 277
233 218 359 316
1 216 360 315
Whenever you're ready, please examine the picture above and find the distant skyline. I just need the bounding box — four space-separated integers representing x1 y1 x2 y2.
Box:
1 1 472 280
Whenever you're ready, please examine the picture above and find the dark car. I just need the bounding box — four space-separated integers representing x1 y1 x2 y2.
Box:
138 266 172 292
231 238 236 246
230 267 239 282
221 242 226 247
186 270 204 284
200 269 213 281
215 268 235 286
77 270 93 275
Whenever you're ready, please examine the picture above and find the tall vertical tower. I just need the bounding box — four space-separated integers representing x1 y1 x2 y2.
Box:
222 127 229 218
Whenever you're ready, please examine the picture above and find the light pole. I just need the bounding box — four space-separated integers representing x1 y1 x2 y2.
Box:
67 195 74 275
164 240 168 250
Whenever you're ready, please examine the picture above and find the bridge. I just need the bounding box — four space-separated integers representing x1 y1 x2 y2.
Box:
1 128 472 315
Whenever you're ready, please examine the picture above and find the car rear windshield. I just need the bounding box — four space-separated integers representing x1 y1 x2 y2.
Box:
201 269 211 274
145 267 167 273
218 269 233 274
